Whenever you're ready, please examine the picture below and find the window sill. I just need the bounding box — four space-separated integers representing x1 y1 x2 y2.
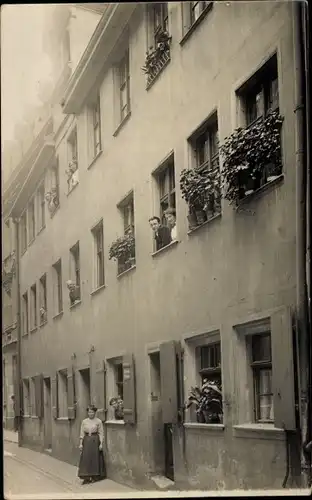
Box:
91 284 106 297
37 225 46 237
31 416 39 419
235 174 284 210
146 55 171 91
53 311 64 321
22 331 29 337
113 112 132 137
28 237 35 248
117 265 136 279
233 423 285 440
180 2 214 46
66 182 79 196
70 300 82 310
188 212 222 235
39 320 48 328
184 422 225 432
21 248 27 257
30 327 38 334
105 420 125 426
151 239 179 258
88 150 103 170
56 417 69 422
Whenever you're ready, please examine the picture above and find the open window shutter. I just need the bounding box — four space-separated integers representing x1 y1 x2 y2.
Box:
51 374 58 419
14 377 21 417
271 306 296 430
95 360 107 422
160 340 179 424
123 354 136 424
67 366 76 420
34 374 44 418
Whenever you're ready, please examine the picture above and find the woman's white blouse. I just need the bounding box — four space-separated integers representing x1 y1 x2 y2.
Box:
80 417 104 443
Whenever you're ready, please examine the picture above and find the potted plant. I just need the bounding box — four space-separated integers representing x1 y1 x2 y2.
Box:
185 379 223 424
109 232 135 272
180 167 211 227
141 28 171 82
220 110 283 205
109 396 124 420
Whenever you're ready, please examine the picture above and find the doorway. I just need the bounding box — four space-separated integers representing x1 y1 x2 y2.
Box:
149 352 174 481
43 377 52 450
79 368 91 416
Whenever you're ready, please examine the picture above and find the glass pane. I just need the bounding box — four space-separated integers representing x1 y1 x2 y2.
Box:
258 368 272 394
196 132 208 166
252 334 271 362
159 172 167 198
259 394 274 421
210 127 219 157
201 343 221 369
266 78 279 112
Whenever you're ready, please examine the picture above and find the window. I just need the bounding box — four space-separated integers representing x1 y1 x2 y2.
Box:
184 332 223 424
37 183 45 231
28 199 35 242
188 113 221 225
92 221 105 289
57 369 68 418
152 2 169 41
22 379 31 416
154 155 176 227
90 96 102 159
242 56 279 127
46 160 60 215
118 51 130 123
22 292 29 335
145 3 171 88
69 242 81 304
39 274 47 325
30 284 37 330
249 333 274 423
66 127 79 193
182 2 212 35
236 54 282 190
20 212 27 253
53 259 63 315
117 192 136 275
115 363 124 400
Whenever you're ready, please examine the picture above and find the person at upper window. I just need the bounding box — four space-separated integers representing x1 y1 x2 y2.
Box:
149 216 171 251
164 207 177 241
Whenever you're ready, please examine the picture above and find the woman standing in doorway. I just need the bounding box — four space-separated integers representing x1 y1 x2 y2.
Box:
78 405 106 484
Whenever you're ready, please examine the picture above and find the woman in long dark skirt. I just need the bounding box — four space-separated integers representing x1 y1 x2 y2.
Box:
78 405 106 484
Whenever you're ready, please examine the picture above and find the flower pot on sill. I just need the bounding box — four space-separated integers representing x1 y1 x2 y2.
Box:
195 210 207 226
267 175 279 182
202 411 220 424
187 212 198 229
244 177 256 196
196 412 205 424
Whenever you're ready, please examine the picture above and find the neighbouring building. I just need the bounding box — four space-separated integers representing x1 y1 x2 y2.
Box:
6 1 311 492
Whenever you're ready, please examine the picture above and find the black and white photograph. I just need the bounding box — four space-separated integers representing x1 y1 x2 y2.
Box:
1 1 311 498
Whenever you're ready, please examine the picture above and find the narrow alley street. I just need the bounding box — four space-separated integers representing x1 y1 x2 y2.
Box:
3 431 136 499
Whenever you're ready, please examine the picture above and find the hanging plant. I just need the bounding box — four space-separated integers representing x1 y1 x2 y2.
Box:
180 165 220 213
109 233 135 263
219 110 284 205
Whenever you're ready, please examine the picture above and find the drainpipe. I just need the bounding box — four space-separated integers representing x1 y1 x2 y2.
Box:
292 0 310 487
12 217 22 448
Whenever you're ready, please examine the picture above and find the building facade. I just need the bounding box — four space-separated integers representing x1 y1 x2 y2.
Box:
6 1 311 491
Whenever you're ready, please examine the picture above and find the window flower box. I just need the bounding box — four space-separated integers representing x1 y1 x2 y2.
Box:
45 187 59 214
141 29 171 87
220 110 284 205
109 232 136 275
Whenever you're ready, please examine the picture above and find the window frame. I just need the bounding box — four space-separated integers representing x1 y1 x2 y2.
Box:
70 242 80 289
52 259 63 316
37 183 45 232
116 191 136 275
57 369 68 419
90 96 102 159
30 283 37 331
248 333 274 424
107 356 125 421
22 378 31 416
118 50 131 123
153 153 176 228
28 198 36 243
92 220 105 290
152 2 169 43
66 126 79 194
20 211 28 254
22 291 29 335
39 273 47 325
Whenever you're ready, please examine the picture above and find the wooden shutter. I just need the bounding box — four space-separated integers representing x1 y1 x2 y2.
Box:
94 360 107 422
123 354 136 424
13 377 21 417
34 374 44 418
51 374 58 419
271 306 296 430
160 340 179 424
67 366 76 420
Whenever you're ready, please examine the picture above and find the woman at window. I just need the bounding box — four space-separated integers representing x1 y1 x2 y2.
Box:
164 207 177 241
78 405 105 484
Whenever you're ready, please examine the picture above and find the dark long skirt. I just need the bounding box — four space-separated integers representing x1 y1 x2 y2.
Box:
78 434 106 480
